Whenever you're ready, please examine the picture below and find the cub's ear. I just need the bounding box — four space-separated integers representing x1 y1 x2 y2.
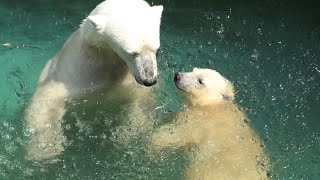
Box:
221 93 234 102
151 5 163 19
87 15 107 30
221 79 235 102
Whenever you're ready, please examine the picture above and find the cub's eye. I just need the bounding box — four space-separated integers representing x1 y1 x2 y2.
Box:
198 79 204 85
129 51 139 57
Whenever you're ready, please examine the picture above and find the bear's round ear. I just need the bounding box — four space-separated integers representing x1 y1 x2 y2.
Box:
221 93 234 102
193 67 200 72
151 5 163 19
87 15 107 30
221 80 235 102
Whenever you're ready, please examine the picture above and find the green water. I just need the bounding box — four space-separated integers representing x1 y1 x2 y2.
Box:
1 0 319 179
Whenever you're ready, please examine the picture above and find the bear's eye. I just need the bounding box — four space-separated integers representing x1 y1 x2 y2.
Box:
198 79 204 85
129 51 139 57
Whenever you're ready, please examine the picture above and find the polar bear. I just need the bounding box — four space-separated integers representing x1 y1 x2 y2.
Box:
150 68 269 180
25 0 163 161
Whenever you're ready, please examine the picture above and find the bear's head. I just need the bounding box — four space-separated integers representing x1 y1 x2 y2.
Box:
174 68 235 106
82 0 163 87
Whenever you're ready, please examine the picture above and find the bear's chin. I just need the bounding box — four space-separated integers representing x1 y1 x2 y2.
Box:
134 76 157 87
187 94 227 107
174 81 191 92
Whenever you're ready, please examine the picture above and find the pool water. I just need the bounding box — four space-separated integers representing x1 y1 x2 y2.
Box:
1 0 319 179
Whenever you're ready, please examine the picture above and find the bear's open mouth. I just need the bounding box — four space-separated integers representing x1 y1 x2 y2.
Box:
174 82 188 92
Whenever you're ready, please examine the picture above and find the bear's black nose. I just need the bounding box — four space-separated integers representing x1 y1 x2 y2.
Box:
174 73 180 82
143 79 157 87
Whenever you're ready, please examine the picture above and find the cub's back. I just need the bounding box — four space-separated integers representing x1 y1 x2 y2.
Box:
176 103 269 179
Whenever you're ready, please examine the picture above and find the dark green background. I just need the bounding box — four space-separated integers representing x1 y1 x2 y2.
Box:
0 0 319 179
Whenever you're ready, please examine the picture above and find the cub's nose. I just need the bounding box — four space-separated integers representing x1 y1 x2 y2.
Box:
174 73 180 82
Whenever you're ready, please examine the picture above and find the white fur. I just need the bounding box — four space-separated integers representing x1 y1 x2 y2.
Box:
25 0 163 161
150 68 269 179
80 0 163 84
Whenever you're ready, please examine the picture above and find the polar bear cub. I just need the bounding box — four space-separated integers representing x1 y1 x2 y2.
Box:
150 68 269 180
25 0 163 161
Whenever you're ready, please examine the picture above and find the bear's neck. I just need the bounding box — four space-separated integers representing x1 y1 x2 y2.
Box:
185 101 234 114
80 20 111 49
57 29 130 91
80 40 130 86
82 32 109 49
190 95 225 107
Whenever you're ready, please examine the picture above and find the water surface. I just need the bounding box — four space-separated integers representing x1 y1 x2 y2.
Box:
0 0 319 179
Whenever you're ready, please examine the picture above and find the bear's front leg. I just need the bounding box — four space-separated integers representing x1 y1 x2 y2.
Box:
150 121 195 150
111 84 155 145
25 81 69 161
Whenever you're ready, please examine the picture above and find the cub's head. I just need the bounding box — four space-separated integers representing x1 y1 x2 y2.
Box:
174 68 235 106
84 0 163 87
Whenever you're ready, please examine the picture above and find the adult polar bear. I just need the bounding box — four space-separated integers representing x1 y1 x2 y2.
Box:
25 0 163 161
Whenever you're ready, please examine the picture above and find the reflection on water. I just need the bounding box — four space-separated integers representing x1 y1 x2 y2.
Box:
0 0 319 179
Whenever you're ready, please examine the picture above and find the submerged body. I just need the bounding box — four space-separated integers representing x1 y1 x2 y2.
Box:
25 0 163 161
151 68 269 179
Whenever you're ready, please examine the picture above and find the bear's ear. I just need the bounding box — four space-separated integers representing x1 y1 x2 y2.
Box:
221 93 234 102
221 80 235 102
193 67 200 72
151 5 163 19
87 15 107 30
